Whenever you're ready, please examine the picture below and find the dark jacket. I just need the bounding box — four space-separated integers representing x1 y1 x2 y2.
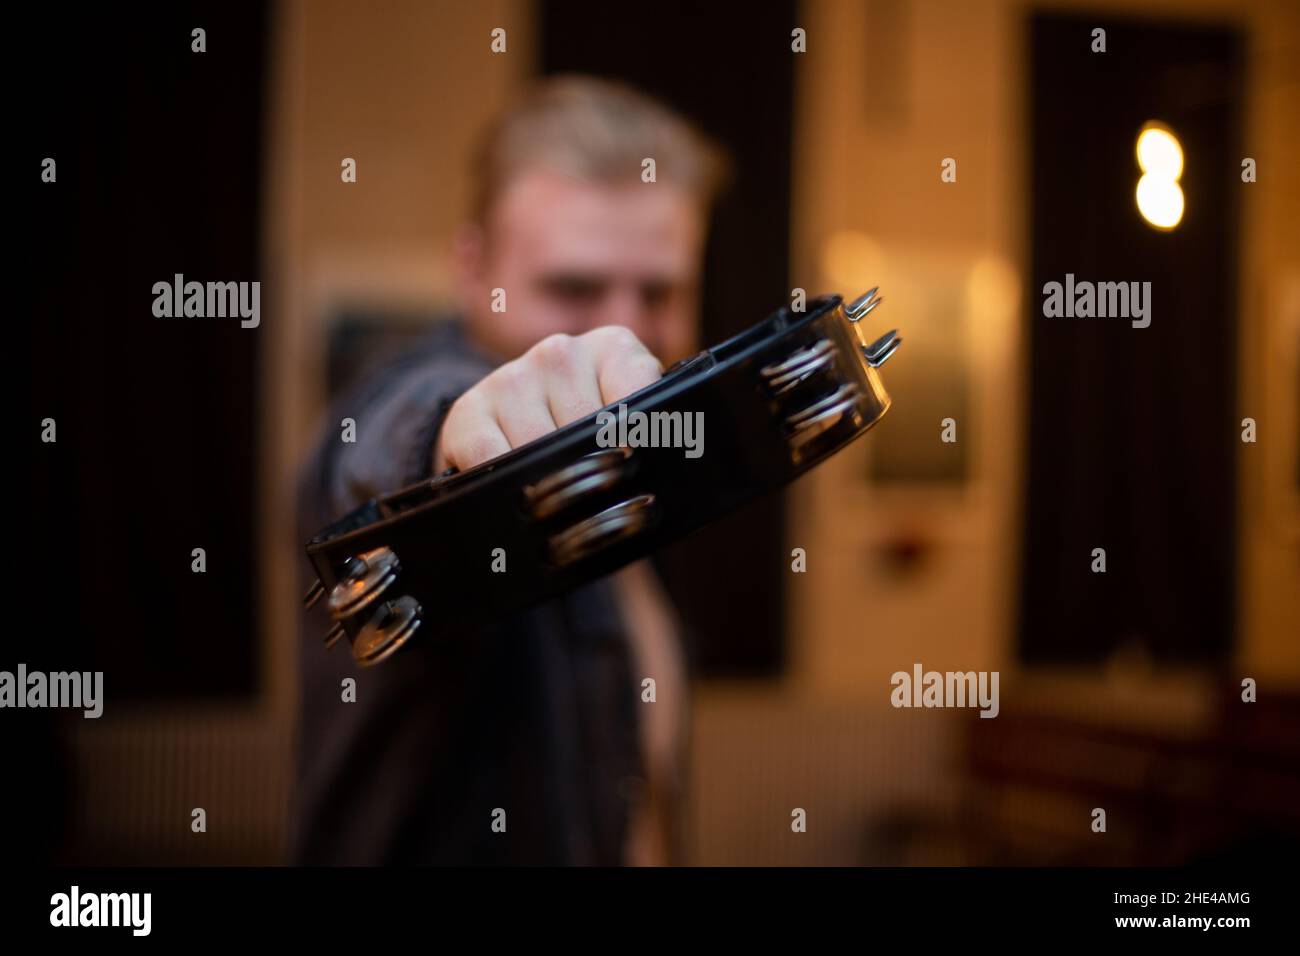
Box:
291 321 646 865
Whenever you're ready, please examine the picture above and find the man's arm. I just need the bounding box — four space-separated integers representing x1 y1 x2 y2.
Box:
298 334 492 535
290 323 668 865
433 326 663 472
300 323 664 533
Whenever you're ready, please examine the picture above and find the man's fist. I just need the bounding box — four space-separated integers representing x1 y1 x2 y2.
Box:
434 326 663 472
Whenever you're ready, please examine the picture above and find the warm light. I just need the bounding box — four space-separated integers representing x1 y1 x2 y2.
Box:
964 257 1019 322
1134 122 1185 231
1135 125 1184 179
1136 172 1184 230
820 230 884 290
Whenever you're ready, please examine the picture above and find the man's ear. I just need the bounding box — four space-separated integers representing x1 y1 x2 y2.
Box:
451 221 488 308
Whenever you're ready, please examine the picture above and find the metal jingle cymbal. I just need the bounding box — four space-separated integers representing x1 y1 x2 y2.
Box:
352 595 422 667
327 547 401 621
548 494 657 567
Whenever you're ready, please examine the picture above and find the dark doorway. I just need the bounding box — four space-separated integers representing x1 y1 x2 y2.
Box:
1019 13 1243 664
538 0 798 677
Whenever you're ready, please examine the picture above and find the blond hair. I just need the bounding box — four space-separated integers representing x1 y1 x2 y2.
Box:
469 75 730 224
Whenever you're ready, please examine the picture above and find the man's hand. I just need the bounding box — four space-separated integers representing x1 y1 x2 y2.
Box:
434 326 663 472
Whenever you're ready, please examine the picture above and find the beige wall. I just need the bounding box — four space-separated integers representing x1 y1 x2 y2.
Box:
687 0 1299 864
261 0 535 718
783 0 1298 696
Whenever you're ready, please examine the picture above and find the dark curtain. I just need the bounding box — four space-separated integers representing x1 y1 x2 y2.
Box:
1019 13 1243 664
14 3 267 860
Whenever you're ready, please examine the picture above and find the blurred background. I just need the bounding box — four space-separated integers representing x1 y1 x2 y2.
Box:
17 0 1299 865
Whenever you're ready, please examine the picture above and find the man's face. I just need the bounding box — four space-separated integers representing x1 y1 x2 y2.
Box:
457 168 706 364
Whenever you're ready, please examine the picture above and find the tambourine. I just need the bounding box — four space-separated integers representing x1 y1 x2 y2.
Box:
303 290 899 666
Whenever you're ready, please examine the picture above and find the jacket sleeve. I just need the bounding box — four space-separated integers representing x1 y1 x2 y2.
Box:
289 329 644 865
296 336 494 539
290 334 494 865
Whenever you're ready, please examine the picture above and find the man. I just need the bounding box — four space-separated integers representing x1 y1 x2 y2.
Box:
292 76 728 865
